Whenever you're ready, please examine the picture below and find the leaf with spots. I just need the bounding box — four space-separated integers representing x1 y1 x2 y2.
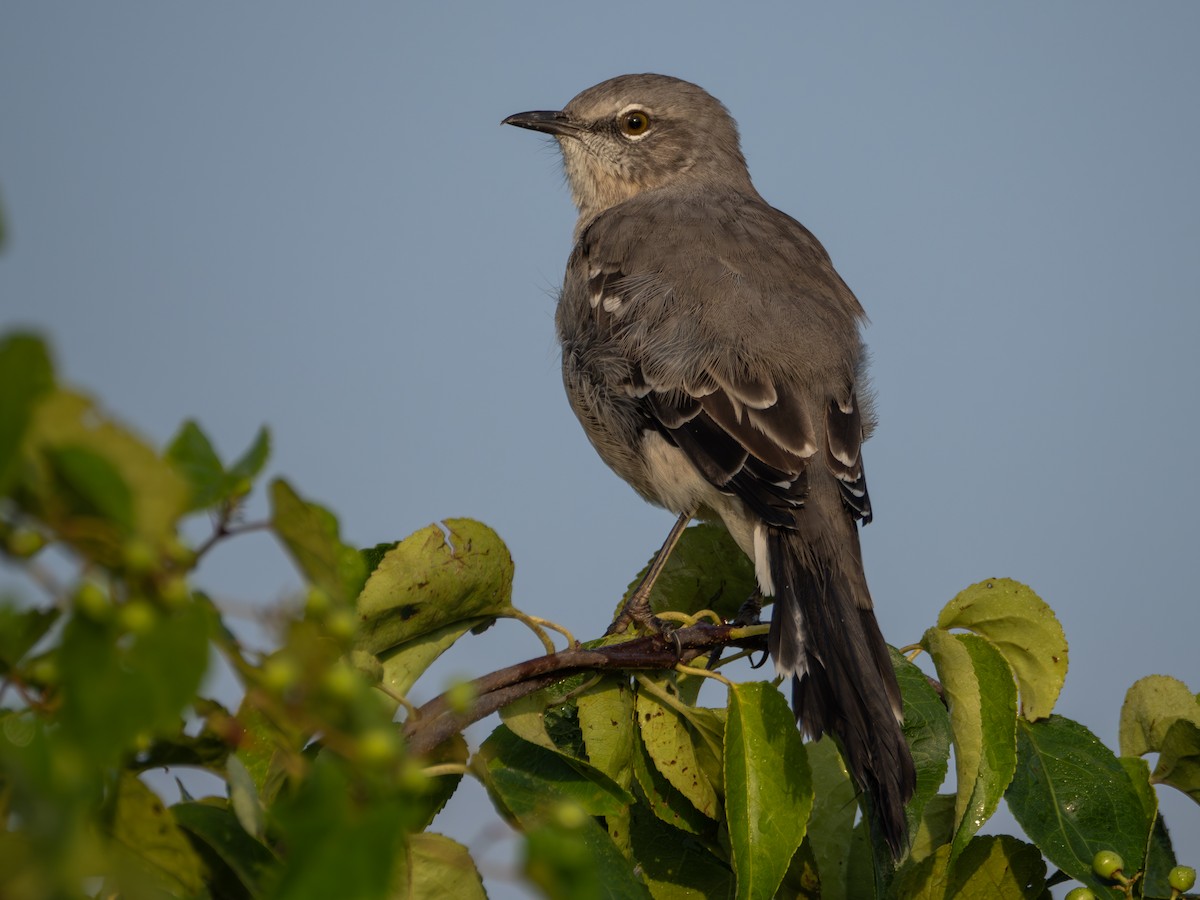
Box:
936 578 1067 721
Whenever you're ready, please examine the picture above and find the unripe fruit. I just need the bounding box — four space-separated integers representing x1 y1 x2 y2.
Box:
357 727 399 766
304 586 331 617
1169 865 1196 892
325 608 358 643
118 599 157 636
1092 850 1124 880
159 575 191 608
261 656 301 694
122 538 157 575
74 582 111 620
7 528 46 558
321 664 359 701
1065 888 1096 900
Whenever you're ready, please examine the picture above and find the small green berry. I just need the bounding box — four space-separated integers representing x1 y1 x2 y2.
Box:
1065 888 1096 900
446 679 475 716
325 607 358 643
159 574 191 608
304 586 331 616
261 656 301 694
356 727 399 766
122 538 157 574
321 664 359 701
6 528 46 558
74 581 111 620
1093 849 1125 880
118 600 158 636
1169 865 1196 892
551 801 587 829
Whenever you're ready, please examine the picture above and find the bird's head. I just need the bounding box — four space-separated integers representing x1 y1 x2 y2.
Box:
504 74 754 224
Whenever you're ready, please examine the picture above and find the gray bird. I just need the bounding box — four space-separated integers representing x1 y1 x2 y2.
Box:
504 73 915 855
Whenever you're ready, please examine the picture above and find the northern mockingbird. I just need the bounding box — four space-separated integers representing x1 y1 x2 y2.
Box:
504 73 915 854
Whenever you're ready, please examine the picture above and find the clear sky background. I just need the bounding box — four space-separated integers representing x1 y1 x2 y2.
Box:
2 3 1198 895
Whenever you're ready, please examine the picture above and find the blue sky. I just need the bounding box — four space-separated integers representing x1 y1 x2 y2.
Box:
2 3 1198 893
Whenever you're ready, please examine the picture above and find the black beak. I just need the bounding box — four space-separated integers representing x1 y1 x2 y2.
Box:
502 110 580 137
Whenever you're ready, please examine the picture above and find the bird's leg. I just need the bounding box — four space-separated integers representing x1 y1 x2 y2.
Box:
606 512 691 636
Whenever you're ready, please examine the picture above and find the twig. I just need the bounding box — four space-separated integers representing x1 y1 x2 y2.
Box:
402 621 766 755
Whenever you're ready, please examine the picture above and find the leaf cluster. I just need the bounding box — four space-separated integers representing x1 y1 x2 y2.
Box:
1 330 1196 899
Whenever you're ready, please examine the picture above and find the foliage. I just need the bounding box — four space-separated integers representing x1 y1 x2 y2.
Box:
0 330 1197 899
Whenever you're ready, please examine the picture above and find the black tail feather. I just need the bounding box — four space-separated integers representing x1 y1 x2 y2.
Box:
765 528 916 857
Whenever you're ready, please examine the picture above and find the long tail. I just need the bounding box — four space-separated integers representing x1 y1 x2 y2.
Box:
765 528 915 857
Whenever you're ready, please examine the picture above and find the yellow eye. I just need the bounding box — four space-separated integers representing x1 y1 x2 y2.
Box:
619 110 651 137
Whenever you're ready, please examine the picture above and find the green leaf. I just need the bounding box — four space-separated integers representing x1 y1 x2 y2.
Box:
476 726 647 899
907 793 956 864
227 754 266 840
623 523 756 623
270 478 367 605
0 332 54 494
21 389 189 549
920 629 1017 860
1119 674 1200 758
892 835 1047 900
108 773 206 897
476 725 631 821
0 601 59 674
355 518 514 657
174 800 279 898
268 754 408 900
1154 717 1200 803
59 603 210 765
636 675 723 820
166 419 227 510
1006 716 1152 895
499 674 588 755
724 682 811 900
402 833 486 900
936 578 1067 721
892 648 952 840
377 617 495 699
630 729 715 837
45 444 134 530
1119 756 1179 898
523 811 650 900
227 425 271 483
578 677 636 792
167 421 271 511
628 805 734 899
803 737 857 900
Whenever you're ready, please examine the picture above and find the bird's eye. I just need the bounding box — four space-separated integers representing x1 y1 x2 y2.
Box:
619 110 651 137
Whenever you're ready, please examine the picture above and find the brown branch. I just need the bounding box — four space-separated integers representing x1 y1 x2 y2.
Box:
402 622 765 755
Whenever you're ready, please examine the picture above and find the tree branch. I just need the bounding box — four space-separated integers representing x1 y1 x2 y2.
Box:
401 622 767 755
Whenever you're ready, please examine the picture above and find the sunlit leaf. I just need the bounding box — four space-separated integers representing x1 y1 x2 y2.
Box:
920 629 1016 860
355 518 513 657
937 578 1067 721
402 833 486 900
724 682 811 900
270 479 367 605
1119 674 1200 758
